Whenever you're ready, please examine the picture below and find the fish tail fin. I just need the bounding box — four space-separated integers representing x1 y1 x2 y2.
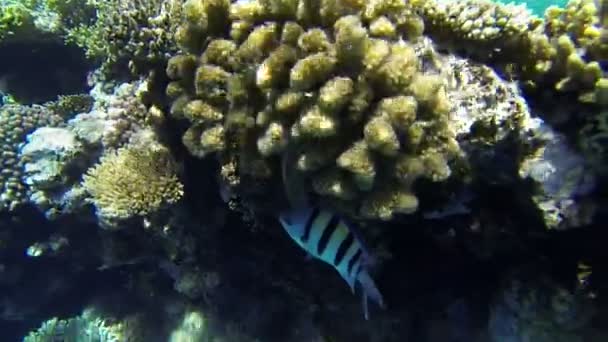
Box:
357 268 386 316
362 291 369 320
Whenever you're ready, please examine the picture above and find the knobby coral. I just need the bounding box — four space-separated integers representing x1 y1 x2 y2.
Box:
411 0 607 105
166 0 460 220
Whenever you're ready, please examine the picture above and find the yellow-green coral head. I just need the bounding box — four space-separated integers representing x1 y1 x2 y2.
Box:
82 144 183 225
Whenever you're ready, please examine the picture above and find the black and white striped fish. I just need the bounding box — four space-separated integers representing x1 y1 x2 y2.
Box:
278 207 386 319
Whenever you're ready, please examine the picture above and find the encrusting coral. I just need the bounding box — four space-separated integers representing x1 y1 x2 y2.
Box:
82 141 184 227
166 0 460 220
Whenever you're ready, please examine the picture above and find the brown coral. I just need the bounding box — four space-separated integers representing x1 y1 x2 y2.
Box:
166 0 460 220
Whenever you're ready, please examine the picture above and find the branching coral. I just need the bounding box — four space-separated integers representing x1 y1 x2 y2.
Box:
65 0 183 78
166 0 460 220
24 308 140 342
0 0 93 43
82 142 184 226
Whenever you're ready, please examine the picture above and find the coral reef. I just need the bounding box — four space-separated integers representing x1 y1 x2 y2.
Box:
13 80 160 219
1 1 607 342
163 0 593 226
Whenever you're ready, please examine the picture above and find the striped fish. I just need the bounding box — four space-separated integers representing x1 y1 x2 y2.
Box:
278 207 386 319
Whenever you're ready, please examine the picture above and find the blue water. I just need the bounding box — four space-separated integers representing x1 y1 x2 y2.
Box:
498 0 570 15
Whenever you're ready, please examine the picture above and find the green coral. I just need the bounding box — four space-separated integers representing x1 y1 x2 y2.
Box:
82 142 184 226
0 0 37 41
166 0 460 220
0 0 93 43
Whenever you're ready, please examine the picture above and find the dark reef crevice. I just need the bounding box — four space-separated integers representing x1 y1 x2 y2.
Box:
0 38 92 104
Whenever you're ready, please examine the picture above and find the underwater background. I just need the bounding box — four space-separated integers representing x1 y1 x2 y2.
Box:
498 0 569 14
1 0 607 341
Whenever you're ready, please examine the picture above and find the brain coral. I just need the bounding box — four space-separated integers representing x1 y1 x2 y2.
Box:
82 142 184 227
0 104 64 211
166 0 461 220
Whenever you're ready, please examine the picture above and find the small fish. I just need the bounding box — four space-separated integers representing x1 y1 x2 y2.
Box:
279 207 386 319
